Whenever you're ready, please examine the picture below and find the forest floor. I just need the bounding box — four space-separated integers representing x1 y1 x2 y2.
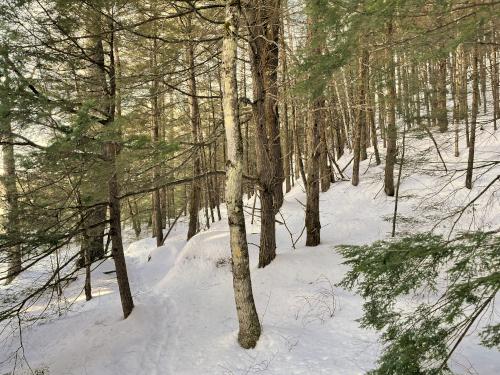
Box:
1 120 499 375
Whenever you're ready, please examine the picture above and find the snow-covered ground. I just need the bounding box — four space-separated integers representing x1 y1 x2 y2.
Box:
1 123 499 374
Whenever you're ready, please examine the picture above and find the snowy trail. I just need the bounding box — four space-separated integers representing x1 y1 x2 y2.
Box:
1 128 499 374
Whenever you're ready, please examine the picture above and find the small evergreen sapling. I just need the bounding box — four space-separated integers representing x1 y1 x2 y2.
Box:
338 232 500 374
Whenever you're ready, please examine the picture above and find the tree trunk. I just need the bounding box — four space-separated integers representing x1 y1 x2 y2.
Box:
368 70 381 165
305 99 321 246
466 43 479 189
187 35 202 241
97 18 134 319
264 0 284 212
1 72 21 284
384 22 397 197
319 102 331 192
280 6 291 194
459 45 470 146
222 2 261 349
490 45 499 130
151 38 163 246
105 141 134 318
246 0 280 268
436 57 448 132
352 49 368 186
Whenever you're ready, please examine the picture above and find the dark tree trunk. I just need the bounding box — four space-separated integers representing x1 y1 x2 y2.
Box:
151 38 163 247
187 36 202 240
384 22 397 197
305 99 321 247
466 43 479 189
245 0 281 268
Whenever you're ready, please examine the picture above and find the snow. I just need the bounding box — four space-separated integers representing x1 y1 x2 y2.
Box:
1 124 499 374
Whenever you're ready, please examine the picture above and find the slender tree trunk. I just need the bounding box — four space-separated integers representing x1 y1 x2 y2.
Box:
304 12 322 246
436 57 448 132
451 51 460 157
459 45 470 146
222 2 261 349
187 35 202 240
280 6 291 194
364 52 380 165
99 19 134 318
352 49 368 186
384 22 397 197
392 123 406 237
479 44 487 115
151 38 163 246
105 141 134 318
466 43 479 189
490 45 499 130
127 198 141 237
305 99 321 246
319 101 330 192
83 232 92 300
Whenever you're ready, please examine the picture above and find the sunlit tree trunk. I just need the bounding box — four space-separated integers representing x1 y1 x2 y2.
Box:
1 70 21 284
222 1 261 348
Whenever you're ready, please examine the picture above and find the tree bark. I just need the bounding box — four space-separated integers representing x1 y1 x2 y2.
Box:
95 18 134 318
151 38 163 246
187 33 202 241
245 0 280 268
352 48 369 186
436 57 448 132
305 99 321 246
1 70 21 284
466 43 479 189
222 2 261 349
384 22 397 197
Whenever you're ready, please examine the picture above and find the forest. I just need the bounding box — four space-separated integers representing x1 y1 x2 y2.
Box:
0 0 499 374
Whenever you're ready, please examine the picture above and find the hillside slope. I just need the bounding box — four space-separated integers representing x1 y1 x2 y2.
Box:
1 125 499 375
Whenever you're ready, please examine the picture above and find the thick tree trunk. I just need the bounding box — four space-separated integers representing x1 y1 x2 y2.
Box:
246 0 280 268
222 2 261 349
1 85 22 284
264 0 284 212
